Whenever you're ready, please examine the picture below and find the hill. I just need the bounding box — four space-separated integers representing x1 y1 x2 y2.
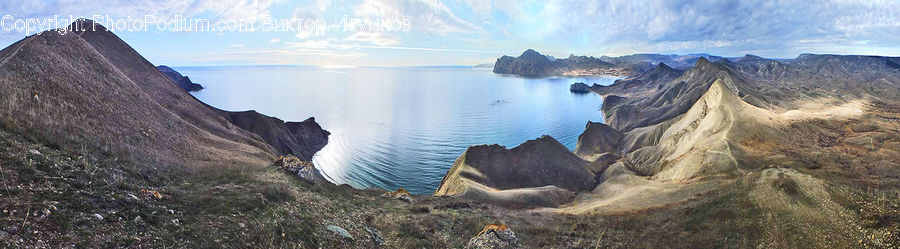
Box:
157 65 204 91
440 52 900 247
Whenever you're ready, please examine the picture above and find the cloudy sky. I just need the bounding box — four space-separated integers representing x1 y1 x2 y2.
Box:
1 0 898 66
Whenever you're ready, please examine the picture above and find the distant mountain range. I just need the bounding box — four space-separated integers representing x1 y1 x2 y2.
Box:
439 46 900 247
493 49 617 77
492 49 800 77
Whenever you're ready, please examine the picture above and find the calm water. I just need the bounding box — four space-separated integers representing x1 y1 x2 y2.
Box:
180 66 618 194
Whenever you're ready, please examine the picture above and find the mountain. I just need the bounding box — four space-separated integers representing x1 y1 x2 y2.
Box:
3 19 899 248
492 49 618 77
599 53 728 70
492 49 560 76
157 65 204 91
573 121 622 161
434 136 596 208
593 62 685 97
225 111 329 161
600 58 761 132
0 19 328 169
493 50 730 77
438 51 900 247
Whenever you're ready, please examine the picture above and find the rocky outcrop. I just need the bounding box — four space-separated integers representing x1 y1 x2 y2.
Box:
225 111 329 161
493 49 618 77
381 188 413 202
434 136 595 208
274 155 328 184
574 121 622 160
624 77 773 180
493 49 560 76
601 58 750 132
0 19 277 168
600 54 727 70
0 19 331 170
157 65 203 91
593 62 684 96
569 82 591 93
466 224 521 249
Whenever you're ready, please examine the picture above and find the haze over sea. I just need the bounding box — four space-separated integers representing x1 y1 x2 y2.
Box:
182 66 619 194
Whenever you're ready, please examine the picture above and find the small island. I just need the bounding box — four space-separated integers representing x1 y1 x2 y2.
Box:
569 82 591 93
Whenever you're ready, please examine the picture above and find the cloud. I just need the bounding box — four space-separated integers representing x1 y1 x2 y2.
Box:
0 0 276 23
4 0 899 65
493 0 900 56
345 31 399 46
183 0 276 22
459 0 492 18
354 0 484 35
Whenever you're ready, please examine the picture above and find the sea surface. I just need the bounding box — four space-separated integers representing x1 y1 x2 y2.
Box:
180 66 619 194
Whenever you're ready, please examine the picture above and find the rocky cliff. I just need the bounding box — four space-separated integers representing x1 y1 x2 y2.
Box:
433 136 595 208
593 62 684 97
0 19 329 169
225 111 329 161
492 49 561 76
492 50 725 77
157 65 204 91
441 50 900 247
573 121 621 160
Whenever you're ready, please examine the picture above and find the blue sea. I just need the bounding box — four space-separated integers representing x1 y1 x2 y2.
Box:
180 66 619 194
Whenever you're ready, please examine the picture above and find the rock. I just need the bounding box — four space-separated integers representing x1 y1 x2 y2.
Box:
466 224 520 249
381 188 413 202
39 208 51 220
569 82 591 93
275 155 328 184
594 62 684 97
28 149 41 155
226 111 330 161
493 49 614 77
157 65 204 92
586 152 620 181
434 135 594 208
93 213 104 221
493 49 559 76
574 121 622 160
600 95 627 119
365 227 383 246
133 216 146 226
327 225 353 240
1 19 276 170
141 189 163 199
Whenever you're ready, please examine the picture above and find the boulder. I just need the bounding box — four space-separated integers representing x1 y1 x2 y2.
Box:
327 225 353 240
381 188 413 202
466 224 520 249
275 155 329 184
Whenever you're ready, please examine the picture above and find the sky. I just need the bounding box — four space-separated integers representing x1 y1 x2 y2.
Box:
0 0 898 66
